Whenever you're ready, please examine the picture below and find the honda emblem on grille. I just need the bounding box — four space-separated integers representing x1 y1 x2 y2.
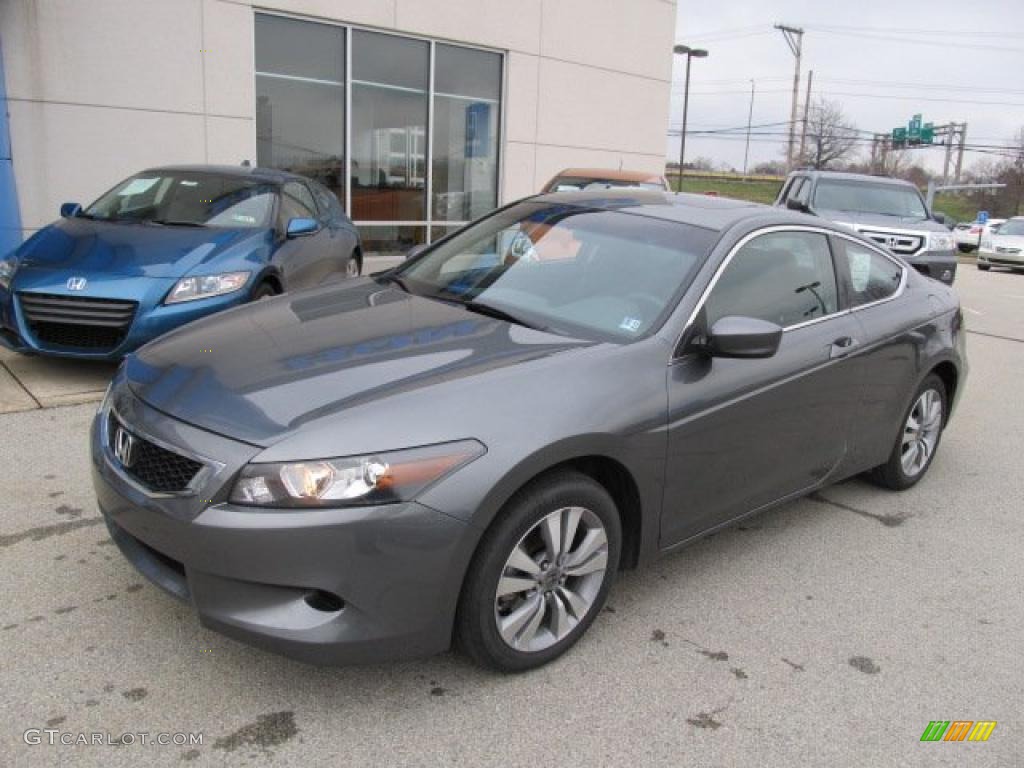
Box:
67 276 88 291
113 427 137 468
886 236 898 248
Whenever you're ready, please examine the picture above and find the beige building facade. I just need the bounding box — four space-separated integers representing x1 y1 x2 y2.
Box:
1 0 676 252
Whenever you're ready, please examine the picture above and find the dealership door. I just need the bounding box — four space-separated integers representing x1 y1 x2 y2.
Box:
660 230 864 547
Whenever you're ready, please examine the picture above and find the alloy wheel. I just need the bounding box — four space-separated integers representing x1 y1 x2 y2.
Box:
494 506 608 652
901 389 942 477
345 257 361 277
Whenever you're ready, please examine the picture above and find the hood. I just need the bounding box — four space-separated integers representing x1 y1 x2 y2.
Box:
818 209 946 232
14 217 268 279
991 234 1024 249
126 279 594 445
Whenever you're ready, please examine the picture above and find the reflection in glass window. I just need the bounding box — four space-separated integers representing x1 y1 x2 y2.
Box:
255 15 346 206
351 31 428 222
357 225 426 258
706 232 838 328
432 45 501 223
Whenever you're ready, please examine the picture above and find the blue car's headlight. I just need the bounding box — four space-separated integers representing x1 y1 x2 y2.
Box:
164 271 251 304
0 257 17 290
229 441 485 508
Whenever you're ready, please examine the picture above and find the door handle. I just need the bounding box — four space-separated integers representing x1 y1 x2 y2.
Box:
829 336 858 359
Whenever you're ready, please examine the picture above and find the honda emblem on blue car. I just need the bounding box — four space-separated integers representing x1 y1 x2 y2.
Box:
113 426 137 468
67 276 88 291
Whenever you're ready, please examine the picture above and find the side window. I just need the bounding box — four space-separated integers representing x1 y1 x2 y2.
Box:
778 177 799 203
279 182 317 228
705 231 839 328
840 241 903 306
791 177 811 205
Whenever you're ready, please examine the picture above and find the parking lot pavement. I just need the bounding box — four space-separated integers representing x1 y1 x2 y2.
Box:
0 256 404 414
1 266 1020 767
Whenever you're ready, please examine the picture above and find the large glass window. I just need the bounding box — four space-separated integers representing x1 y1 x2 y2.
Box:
432 44 501 222
255 15 346 206
253 14 503 257
351 31 429 222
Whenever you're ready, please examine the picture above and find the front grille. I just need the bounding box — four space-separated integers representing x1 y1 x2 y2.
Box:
859 230 924 255
107 412 203 493
18 292 136 352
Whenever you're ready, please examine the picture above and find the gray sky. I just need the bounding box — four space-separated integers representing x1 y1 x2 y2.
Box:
668 0 1024 174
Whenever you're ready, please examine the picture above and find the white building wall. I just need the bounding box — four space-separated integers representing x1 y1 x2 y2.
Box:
1 0 676 239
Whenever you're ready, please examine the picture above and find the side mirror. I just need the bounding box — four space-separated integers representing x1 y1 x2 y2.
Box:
932 211 947 226
60 202 82 218
405 243 429 261
706 316 783 359
286 217 319 238
786 198 810 214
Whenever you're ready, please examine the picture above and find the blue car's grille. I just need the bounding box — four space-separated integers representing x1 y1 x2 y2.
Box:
18 292 137 352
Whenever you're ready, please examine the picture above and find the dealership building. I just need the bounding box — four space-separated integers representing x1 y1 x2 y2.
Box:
0 0 676 257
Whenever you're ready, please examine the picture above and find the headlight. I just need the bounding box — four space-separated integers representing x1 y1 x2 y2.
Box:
229 440 485 508
929 233 954 251
164 271 250 304
0 257 17 290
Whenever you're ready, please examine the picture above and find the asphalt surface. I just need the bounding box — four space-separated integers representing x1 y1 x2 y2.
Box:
0 265 1021 767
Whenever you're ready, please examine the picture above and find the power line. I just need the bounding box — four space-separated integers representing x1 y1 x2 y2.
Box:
808 27 1024 53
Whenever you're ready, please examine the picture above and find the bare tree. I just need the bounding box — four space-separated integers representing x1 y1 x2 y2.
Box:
796 98 860 169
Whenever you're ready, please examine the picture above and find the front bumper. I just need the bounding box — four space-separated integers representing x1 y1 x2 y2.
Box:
0 277 250 360
978 248 1024 268
905 248 957 284
91 388 474 665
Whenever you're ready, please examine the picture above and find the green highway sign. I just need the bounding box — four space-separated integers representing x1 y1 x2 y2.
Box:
892 114 935 148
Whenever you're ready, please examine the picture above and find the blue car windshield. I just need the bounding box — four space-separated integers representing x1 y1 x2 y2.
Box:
395 202 715 341
83 172 275 228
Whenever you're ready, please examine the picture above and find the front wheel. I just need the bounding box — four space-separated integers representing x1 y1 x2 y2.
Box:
867 374 946 490
977 262 990 271
456 471 621 672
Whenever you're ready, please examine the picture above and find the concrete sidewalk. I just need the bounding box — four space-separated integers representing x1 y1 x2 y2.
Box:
0 255 406 414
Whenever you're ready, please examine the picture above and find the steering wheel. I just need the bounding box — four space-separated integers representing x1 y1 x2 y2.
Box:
506 231 540 265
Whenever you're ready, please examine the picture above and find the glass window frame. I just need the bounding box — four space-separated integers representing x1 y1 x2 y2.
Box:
254 11 505 249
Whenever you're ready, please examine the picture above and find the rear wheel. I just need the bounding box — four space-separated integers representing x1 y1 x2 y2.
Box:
977 262 990 271
456 471 621 672
345 250 362 278
868 374 946 490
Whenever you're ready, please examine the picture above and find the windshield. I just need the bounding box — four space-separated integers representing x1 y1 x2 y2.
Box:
551 177 664 192
393 202 714 341
997 219 1024 236
84 172 276 228
813 179 928 219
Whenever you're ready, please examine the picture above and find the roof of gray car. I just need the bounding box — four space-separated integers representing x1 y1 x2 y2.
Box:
530 189 788 231
141 164 303 184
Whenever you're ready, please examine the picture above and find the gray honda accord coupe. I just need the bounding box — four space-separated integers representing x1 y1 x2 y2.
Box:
91 190 966 672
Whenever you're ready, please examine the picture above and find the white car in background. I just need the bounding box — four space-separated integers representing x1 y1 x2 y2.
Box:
978 217 1024 272
955 218 1006 252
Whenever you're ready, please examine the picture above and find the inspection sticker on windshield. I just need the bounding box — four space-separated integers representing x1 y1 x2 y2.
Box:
232 214 256 224
619 317 642 333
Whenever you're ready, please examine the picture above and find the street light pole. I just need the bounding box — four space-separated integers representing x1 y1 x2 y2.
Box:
673 44 708 191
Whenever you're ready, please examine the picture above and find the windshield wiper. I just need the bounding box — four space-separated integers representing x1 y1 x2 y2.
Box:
150 219 207 227
460 300 548 332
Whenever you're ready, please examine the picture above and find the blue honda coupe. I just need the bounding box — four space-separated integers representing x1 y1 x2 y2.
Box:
0 165 362 359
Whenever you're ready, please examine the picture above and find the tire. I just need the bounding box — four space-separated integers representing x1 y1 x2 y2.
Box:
957 244 973 253
251 281 278 301
867 374 947 491
977 262 990 271
456 470 621 672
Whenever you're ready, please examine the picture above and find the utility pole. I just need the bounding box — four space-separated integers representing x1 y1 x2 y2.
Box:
775 23 804 171
798 69 813 165
942 124 954 186
743 79 755 176
955 122 967 183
